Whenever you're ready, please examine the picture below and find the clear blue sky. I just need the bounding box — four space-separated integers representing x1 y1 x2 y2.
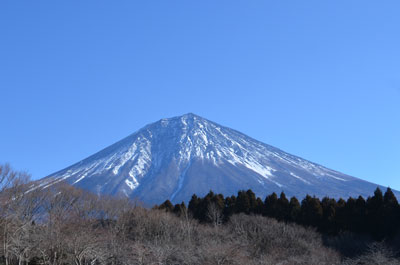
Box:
1 1 399 190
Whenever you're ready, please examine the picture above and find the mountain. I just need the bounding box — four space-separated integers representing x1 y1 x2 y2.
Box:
39 113 395 205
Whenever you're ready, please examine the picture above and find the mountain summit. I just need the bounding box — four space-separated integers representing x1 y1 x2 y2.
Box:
41 113 390 205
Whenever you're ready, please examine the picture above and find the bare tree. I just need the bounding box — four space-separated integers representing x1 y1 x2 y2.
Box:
0 164 35 265
37 182 82 265
207 202 223 227
8 187 47 265
0 164 16 194
94 196 134 265
178 204 195 244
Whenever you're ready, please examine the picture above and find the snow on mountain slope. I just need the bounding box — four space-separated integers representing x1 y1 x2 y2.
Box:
40 113 393 205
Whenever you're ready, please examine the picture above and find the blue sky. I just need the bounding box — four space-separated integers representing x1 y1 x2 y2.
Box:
1 1 399 190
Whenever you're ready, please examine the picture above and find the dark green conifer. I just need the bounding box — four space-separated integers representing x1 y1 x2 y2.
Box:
321 197 337 233
277 192 290 221
264 192 278 218
255 197 264 215
366 188 384 239
334 198 347 232
300 195 322 227
353 196 367 234
246 189 258 213
288 197 301 222
173 201 187 216
223 195 236 221
236 190 251 214
344 197 357 232
382 187 400 237
159 199 174 212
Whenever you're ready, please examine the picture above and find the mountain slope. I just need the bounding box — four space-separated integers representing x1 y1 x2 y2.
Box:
40 113 394 205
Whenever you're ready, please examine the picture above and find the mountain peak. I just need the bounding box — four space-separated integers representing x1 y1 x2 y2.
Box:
40 114 395 205
181 112 200 118
159 113 206 125
153 113 212 139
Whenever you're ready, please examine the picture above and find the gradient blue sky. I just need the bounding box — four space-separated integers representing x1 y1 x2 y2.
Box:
1 1 399 190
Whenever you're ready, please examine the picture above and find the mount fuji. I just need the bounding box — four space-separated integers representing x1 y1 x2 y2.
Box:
39 113 393 205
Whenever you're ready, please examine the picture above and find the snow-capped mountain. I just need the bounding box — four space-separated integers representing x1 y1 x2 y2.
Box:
40 113 393 205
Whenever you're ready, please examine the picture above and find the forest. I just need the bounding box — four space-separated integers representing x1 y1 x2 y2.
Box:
158 186 400 241
1 163 400 265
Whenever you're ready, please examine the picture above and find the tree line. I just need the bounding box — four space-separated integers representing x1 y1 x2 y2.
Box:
158 187 400 240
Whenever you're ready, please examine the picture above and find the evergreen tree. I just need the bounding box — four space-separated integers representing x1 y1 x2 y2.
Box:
382 187 400 237
236 190 251 214
276 192 290 221
173 201 187 216
300 195 323 227
188 194 199 211
190 191 226 223
334 198 347 232
366 188 384 239
188 194 201 220
246 189 258 213
196 191 216 222
353 195 367 234
255 197 264 215
344 197 359 233
223 195 237 221
264 192 278 218
321 197 337 234
158 200 174 212
288 197 301 222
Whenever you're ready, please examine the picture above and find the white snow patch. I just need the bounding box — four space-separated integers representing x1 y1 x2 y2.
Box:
290 172 311 185
243 159 274 179
113 143 138 175
327 174 347 181
222 145 275 180
73 174 87 184
270 179 284 188
181 116 187 127
125 178 139 190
